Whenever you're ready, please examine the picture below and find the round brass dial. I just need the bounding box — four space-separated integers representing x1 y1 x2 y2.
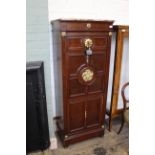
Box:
81 69 94 82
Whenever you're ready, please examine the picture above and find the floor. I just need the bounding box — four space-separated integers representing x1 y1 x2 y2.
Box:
28 117 129 155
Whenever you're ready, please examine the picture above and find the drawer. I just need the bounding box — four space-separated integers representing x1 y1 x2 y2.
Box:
59 20 113 32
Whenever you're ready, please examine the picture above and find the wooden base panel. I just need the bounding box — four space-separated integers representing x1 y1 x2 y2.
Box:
56 122 104 147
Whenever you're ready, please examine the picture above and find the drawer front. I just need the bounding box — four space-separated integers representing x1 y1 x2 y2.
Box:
68 99 86 133
60 21 113 32
86 95 104 129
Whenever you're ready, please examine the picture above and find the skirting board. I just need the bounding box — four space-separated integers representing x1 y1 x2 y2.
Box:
49 137 57 150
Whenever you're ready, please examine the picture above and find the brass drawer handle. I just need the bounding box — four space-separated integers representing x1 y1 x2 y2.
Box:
86 23 91 29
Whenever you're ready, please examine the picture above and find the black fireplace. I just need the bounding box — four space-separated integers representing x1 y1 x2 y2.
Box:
26 61 50 153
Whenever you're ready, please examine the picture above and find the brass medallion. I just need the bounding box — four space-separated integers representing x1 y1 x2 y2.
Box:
82 69 94 82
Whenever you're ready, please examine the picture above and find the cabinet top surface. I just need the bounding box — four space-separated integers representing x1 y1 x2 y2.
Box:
51 19 114 32
51 19 114 24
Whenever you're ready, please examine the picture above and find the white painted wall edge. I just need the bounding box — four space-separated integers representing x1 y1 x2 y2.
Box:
49 137 58 150
48 23 56 117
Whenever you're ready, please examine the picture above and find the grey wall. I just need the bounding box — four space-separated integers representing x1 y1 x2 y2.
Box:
26 0 55 138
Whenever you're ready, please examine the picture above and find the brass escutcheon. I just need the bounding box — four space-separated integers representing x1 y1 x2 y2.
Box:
84 38 93 48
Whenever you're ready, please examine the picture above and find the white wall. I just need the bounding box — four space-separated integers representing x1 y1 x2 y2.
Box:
48 0 129 25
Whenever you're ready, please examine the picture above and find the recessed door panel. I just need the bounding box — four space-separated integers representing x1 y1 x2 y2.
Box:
90 53 106 72
67 38 83 49
68 78 85 97
68 55 85 75
88 75 105 93
69 101 85 133
86 96 102 128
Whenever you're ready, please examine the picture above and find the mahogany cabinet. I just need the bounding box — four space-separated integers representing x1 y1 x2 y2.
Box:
51 20 113 147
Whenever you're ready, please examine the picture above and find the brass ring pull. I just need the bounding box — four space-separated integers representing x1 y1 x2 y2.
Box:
84 38 93 64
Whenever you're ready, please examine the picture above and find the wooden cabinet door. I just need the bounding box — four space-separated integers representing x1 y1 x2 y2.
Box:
65 32 109 133
68 99 86 133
